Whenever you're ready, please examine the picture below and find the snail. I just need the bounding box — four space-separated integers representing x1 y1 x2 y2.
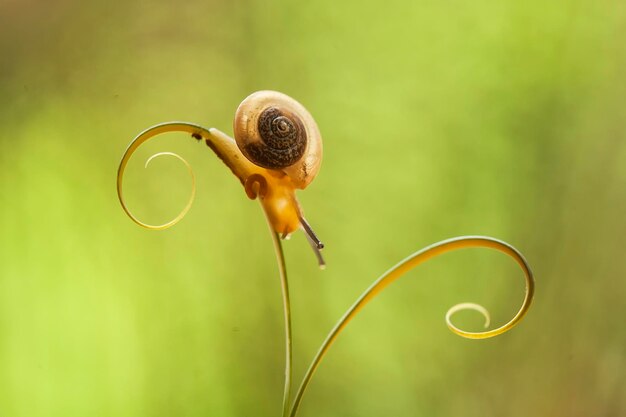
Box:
117 90 326 266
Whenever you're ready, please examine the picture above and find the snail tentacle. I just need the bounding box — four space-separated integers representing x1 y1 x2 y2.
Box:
288 236 535 417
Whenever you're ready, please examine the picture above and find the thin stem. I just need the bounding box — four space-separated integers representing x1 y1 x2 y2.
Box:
289 236 534 417
264 209 293 417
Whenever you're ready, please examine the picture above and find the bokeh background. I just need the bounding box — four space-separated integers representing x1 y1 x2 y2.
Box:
1 0 625 416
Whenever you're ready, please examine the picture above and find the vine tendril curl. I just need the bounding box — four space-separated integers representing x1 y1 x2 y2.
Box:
117 122 211 230
288 236 534 417
446 302 491 329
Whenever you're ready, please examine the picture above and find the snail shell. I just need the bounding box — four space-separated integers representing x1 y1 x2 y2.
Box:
234 90 322 189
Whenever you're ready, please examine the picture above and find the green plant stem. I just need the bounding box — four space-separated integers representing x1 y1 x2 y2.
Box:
288 236 534 417
265 214 293 417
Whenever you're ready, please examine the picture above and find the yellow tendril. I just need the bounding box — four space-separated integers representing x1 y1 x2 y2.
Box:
117 122 212 230
288 235 534 417
446 302 491 330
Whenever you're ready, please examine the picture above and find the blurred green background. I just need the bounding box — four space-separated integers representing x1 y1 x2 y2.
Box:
1 0 625 416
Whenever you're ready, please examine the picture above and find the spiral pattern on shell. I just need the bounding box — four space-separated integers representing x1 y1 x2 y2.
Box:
244 106 307 169
234 90 323 189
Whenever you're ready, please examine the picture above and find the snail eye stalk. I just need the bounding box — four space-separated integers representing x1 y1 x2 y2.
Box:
298 215 325 268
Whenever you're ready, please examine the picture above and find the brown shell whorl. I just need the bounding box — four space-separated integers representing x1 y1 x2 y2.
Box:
244 106 307 169
234 90 323 189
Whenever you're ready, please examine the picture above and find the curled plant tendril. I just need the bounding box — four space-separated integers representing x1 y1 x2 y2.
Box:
287 236 534 416
117 122 209 230
142 152 196 228
446 302 491 330
117 92 535 417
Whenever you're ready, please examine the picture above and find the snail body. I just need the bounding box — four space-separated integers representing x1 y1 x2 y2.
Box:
204 126 306 239
117 90 325 265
